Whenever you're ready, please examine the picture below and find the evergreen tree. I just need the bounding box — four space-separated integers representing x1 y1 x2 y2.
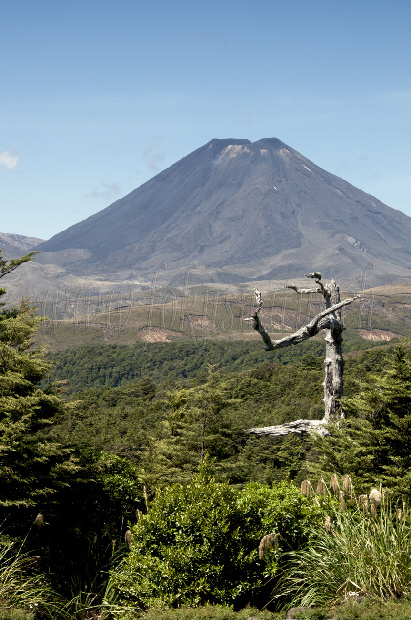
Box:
0 250 76 518
0 251 148 605
311 343 411 498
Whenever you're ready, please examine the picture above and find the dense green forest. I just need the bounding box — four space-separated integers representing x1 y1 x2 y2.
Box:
49 344 391 490
2 251 411 619
45 337 381 394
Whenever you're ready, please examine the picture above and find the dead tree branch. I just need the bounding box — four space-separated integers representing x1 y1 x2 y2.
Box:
245 274 361 437
246 295 360 351
247 418 330 437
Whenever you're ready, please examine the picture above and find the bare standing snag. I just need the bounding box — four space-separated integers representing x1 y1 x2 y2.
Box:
246 273 360 437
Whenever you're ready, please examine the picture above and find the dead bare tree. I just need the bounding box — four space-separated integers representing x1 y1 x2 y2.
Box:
246 273 360 437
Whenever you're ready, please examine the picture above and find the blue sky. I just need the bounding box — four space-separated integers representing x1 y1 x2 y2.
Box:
1 0 411 240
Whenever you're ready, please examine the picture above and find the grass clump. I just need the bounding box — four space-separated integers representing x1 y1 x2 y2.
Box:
275 503 411 609
0 540 57 618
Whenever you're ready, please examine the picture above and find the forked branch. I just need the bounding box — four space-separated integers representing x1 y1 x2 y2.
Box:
246 294 360 351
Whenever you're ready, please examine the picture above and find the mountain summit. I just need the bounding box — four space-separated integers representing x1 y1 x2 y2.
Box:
35 138 411 288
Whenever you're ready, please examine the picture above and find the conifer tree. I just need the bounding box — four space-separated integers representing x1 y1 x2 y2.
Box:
311 343 411 498
0 250 76 518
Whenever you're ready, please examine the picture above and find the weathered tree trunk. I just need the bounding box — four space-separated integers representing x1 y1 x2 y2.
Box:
246 273 359 436
322 279 343 420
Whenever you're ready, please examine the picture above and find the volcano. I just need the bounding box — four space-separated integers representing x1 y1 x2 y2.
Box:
34 137 411 288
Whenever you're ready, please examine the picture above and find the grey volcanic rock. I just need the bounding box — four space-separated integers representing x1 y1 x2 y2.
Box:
0 232 45 259
33 138 411 288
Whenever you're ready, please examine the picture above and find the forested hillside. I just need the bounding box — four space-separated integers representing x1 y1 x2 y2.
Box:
45 338 381 394
51 345 390 489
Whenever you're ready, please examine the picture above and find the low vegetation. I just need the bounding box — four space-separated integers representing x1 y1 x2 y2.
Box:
1 251 411 618
275 502 411 608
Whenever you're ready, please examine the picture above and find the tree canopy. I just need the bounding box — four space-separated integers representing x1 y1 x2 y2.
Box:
311 342 411 499
0 250 77 515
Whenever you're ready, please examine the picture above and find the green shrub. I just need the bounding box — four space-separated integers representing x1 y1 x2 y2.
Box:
109 463 332 614
109 462 265 611
239 482 332 554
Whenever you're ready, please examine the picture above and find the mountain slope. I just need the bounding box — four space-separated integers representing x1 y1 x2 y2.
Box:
31 137 411 288
0 232 45 259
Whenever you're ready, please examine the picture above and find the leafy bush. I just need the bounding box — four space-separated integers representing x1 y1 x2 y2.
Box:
239 482 331 553
109 465 332 613
109 462 264 610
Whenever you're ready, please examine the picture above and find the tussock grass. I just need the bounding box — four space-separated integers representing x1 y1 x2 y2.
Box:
0 540 57 618
274 503 411 608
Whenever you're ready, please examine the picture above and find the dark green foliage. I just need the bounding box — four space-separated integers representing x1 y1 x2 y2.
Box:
51 356 329 489
0 296 79 517
0 292 103 597
46 340 329 393
93 451 143 521
311 343 411 499
0 253 148 613
49 345 400 491
27 449 145 603
46 338 380 395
